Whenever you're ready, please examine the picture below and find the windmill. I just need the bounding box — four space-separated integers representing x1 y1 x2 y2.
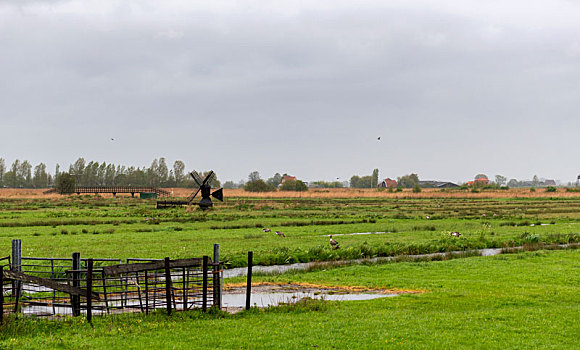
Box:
187 170 224 210
156 170 223 209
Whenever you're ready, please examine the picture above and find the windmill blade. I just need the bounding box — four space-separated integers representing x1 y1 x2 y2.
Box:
201 171 215 187
187 187 202 205
190 171 203 187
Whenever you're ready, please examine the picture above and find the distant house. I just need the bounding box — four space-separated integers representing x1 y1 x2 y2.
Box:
378 178 397 188
418 180 459 188
281 176 296 183
543 179 556 186
467 177 489 186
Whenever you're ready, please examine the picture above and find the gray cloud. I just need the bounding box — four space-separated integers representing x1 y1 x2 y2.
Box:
1 1 579 183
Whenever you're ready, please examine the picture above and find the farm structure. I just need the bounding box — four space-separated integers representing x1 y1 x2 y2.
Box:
44 186 170 197
378 178 397 188
1 241 222 321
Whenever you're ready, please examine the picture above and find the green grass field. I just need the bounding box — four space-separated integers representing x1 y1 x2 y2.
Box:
1 250 578 349
1 194 579 349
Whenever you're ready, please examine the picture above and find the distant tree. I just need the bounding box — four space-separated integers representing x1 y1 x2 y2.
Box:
0 158 5 187
412 184 422 193
532 175 539 187
507 178 519 188
248 171 261 182
495 175 507 186
148 159 159 186
173 160 186 186
71 157 86 184
267 173 283 187
158 157 169 185
244 179 276 192
350 175 360 188
279 179 308 192
222 181 238 189
55 172 76 194
398 173 419 188
474 173 488 180
33 163 49 188
372 169 379 188
309 181 343 188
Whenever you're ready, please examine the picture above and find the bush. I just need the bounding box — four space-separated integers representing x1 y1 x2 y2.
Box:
244 180 277 192
55 173 76 194
412 184 421 193
279 179 308 192
530 187 536 192
545 186 557 192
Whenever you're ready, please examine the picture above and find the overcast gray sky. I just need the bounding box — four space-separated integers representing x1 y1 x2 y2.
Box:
1 0 579 184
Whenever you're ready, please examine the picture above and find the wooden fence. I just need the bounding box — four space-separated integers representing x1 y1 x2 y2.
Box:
1 241 222 322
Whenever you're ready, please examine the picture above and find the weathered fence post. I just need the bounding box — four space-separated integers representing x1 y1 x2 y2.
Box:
202 255 208 312
0 267 4 324
213 244 221 309
86 259 93 323
246 251 253 311
164 257 172 315
11 239 22 312
71 252 81 317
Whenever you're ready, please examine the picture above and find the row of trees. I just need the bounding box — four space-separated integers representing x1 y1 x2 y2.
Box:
243 171 308 192
0 158 220 188
350 169 379 188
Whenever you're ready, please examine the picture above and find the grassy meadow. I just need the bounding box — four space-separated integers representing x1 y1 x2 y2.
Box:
1 189 579 349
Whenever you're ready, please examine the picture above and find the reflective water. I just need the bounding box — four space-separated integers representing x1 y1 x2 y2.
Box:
223 292 398 308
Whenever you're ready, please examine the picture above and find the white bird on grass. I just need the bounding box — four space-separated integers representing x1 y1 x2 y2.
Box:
275 231 286 238
262 228 271 232
450 232 461 237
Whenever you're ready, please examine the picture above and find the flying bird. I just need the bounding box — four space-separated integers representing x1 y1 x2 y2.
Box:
377 137 381 141
329 235 340 249
275 231 286 238
110 138 115 141
262 228 271 232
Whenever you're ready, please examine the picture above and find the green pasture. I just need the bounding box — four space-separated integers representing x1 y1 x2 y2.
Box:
1 249 578 349
0 196 579 267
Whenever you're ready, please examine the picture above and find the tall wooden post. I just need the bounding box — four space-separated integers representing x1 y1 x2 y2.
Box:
202 256 208 312
86 259 93 323
0 267 4 324
213 244 221 309
164 257 172 316
11 239 22 311
246 251 253 311
71 252 81 317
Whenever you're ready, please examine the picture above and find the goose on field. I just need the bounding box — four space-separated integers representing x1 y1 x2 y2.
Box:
329 235 340 249
275 231 286 238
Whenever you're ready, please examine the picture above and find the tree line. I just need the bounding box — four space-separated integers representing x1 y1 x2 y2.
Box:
0 157 220 189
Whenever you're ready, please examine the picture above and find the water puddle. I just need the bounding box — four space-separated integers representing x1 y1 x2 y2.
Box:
223 243 578 278
223 291 397 308
221 284 403 310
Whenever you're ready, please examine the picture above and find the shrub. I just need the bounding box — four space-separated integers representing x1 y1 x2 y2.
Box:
244 180 277 192
530 187 536 192
412 184 421 193
545 186 557 192
279 179 308 192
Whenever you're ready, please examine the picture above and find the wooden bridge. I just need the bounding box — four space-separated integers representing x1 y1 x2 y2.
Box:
44 186 170 197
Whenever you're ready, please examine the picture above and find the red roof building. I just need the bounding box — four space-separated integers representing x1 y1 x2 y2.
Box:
379 178 397 188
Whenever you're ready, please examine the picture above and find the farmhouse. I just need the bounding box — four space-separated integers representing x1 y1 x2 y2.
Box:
467 177 489 186
378 178 397 188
